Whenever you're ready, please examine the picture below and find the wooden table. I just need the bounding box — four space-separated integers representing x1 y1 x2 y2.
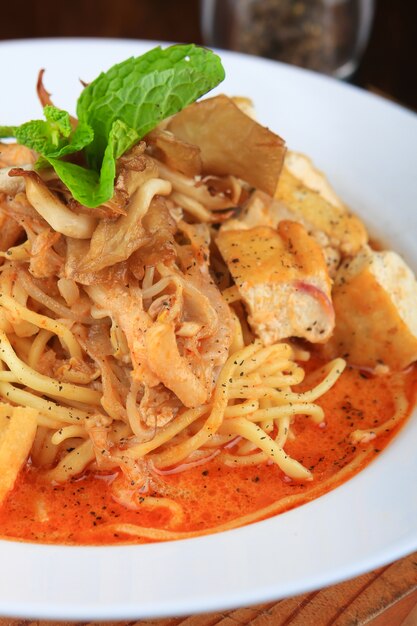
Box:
1 551 416 626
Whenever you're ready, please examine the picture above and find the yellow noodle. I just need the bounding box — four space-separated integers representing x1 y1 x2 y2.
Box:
238 343 293 375
229 309 245 353
10 335 32 359
246 403 324 423
0 380 90 424
0 139 378 547
221 417 311 480
46 439 95 482
0 292 82 359
28 329 54 369
220 451 268 466
51 426 88 445
282 358 346 406
351 388 408 444
149 344 259 468
36 414 65 430
275 414 291 448
31 428 59 468
0 330 101 405
122 406 208 460
224 399 259 417
170 191 212 222
0 371 18 382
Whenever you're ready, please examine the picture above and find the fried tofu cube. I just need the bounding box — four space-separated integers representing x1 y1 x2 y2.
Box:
221 150 367 277
275 167 367 256
216 221 335 345
326 245 417 371
0 404 38 506
284 151 344 209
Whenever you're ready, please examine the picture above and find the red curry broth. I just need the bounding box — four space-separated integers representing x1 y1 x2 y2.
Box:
0 361 416 545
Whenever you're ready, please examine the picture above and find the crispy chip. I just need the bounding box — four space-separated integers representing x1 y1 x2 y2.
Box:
0 403 38 505
168 95 286 196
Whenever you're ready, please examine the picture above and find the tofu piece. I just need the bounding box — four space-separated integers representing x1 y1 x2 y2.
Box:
220 150 367 276
275 167 367 256
284 151 344 209
216 221 335 345
325 245 417 371
221 190 341 278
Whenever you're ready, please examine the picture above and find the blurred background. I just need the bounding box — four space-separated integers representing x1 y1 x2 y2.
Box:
0 0 415 109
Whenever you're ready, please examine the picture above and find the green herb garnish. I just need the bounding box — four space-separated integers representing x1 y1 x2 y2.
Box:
0 44 225 207
0 105 94 160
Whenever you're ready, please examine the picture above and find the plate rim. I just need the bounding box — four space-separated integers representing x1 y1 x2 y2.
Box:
0 37 416 621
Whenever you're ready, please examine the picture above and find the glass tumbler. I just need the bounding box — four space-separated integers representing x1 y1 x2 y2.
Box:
201 0 375 79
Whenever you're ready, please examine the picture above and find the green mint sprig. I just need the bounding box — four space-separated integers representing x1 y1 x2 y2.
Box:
0 44 225 208
0 106 94 160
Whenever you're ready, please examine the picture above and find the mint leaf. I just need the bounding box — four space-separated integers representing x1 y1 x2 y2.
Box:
47 120 138 207
16 106 73 154
1 45 225 208
0 126 17 138
45 122 94 159
34 121 94 171
16 119 60 154
2 106 94 161
77 44 225 169
44 105 72 138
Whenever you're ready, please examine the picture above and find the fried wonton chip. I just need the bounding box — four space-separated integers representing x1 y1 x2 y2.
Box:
0 403 38 505
168 95 286 196
145 129 202 178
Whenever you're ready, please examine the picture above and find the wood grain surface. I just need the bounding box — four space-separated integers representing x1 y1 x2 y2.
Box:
1 551 416 626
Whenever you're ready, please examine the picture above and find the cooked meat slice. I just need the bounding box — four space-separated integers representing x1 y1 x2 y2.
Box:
145 320 208 408
0 210 24 253
324 245 417 371
216 221 334 345
86 284 159 387
0 143 36 168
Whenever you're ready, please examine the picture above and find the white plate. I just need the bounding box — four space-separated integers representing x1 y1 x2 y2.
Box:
0 38 417 621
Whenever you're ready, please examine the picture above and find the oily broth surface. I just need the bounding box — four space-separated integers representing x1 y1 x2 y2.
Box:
0 360 416 545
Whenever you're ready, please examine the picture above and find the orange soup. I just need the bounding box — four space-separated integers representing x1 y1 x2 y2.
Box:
1 360 415 545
